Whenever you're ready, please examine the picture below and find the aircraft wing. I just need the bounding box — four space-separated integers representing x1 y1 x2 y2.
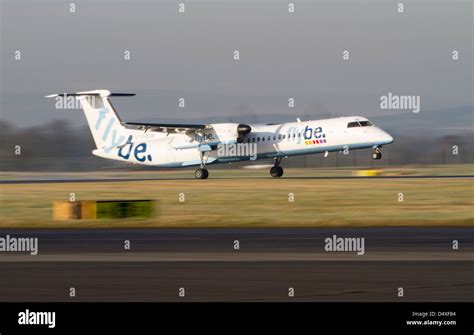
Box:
122 122 209 133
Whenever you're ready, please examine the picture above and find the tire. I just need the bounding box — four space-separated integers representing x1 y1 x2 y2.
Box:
372 152 382 160
195 168 203 179
277 166 284 177
195 168 209 179
270 166 284 178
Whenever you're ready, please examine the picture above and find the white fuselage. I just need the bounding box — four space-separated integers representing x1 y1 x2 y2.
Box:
92 116 394 168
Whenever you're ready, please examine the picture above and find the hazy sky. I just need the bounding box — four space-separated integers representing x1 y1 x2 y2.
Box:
1 0 472 127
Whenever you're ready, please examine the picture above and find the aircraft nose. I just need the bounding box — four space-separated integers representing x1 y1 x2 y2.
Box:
383 132 394 144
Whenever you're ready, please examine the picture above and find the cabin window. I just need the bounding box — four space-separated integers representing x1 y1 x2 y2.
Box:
252 138 256 143
267 136 271 141
347 122 360 128
273 135 276 140
359 121 373 127
257 137 260 141
278 134 282 140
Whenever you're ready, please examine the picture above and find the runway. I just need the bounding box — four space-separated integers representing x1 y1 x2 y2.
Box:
0 228 472 301
1 174 473 184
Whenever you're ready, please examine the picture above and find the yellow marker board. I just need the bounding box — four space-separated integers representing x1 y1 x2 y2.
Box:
53 200 154 220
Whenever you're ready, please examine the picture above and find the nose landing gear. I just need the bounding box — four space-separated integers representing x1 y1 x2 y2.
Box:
372 148 382 160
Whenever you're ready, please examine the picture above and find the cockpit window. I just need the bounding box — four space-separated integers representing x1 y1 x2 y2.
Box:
347 121 373 128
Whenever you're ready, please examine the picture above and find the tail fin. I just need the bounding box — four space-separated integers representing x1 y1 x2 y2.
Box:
46 90 134 151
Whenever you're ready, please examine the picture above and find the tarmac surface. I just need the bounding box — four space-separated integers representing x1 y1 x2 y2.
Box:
0 228 472 301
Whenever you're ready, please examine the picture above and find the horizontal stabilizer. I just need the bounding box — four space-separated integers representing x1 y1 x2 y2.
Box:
45 90 135 98
45 89 133 149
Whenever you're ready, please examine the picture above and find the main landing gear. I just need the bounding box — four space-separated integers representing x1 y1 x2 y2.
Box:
195 168 209 179
270 157 284 178
195 151 210 179
372 148 382 160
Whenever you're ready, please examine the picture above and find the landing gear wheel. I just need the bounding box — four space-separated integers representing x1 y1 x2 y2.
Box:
195 168 209 179
372 151 382 160
270 166 284 178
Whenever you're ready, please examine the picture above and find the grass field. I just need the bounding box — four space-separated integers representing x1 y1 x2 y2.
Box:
1 166 473 228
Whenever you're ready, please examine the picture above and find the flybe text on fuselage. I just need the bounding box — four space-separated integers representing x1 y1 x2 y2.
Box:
284 124 327 145
195 133 214 142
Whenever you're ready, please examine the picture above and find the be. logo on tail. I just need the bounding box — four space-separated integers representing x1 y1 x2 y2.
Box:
96 107 152 161
118 135 153 162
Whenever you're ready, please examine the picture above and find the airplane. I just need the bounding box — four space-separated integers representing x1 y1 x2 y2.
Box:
46 89 394 179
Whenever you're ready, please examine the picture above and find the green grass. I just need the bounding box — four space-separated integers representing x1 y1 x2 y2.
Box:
0 167 473 228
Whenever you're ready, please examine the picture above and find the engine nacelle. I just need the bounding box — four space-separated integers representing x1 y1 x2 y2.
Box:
237 124 252 143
